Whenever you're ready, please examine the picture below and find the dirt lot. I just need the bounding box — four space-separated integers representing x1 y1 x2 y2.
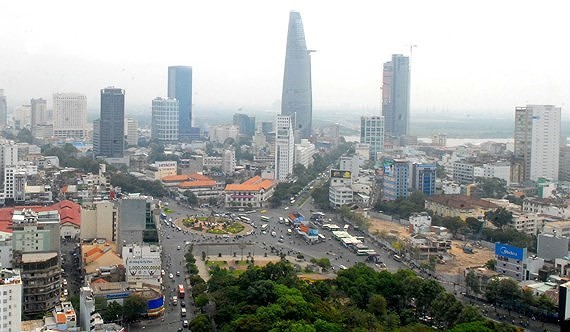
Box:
368 217 494 276
368 217 411 239
437 241 495 275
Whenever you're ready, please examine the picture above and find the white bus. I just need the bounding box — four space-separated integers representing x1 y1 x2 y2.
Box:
260 216 270 223
261 224 269 231
239 216 251 222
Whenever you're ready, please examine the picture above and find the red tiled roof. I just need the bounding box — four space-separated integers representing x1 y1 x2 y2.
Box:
162 174 190 182
225 176 276 192
179 180 217 188
0 200 81 234
188 173 211 181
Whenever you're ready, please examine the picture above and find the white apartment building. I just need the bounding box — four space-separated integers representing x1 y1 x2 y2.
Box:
514 105 561 182
209 124 239 144
0 268 22 332
53 93 87 138
151 97 179 142
222 149 236 175
355 143 370 161
0 234 12 268
15 105 31 129
523 198 570 219
339 156 360 179
329 171 353 208
294 139 316 168
360 116 384 161
125 117 139 146
275 115 294 182
513 212 548 235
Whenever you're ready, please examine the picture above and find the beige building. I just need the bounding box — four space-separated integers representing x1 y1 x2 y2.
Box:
80 201 118 244
425 194 499 220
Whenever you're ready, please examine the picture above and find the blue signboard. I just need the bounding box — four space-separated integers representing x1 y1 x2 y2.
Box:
495 243 525 260
106 292 131 300
148 296 164 310
308 229 318 236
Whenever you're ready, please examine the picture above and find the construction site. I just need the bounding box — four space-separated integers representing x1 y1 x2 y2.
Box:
368 217 494 276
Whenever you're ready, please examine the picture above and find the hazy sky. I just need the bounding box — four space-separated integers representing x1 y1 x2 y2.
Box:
1 1 569 117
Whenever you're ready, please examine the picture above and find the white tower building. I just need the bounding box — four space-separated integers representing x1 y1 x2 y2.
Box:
360 116 385 161
53 93 87 138
151 97 179 142
275 115 295 182
514 105 561 182
0 267 22 332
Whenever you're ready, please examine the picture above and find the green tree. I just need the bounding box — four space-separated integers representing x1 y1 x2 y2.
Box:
189 314 212 332
16 128 34 143
101 301 123 323
465 217 482 234
484 259 497 271
484 207 513 230
367 294 387 317
184 190 199 205
122 295 147 322
194 293 209 308
473 177 507 199
465 270 481 295
455 305 484 325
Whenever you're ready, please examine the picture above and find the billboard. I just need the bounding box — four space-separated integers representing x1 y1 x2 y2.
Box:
330 169 351 179
383 161 394 177
126 257 162 280
494 243 525 260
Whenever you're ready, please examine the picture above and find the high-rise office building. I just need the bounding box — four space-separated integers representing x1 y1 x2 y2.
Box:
124 117 138 147
14 105 31 129
151 97 179 143
168 66 192 140
53 93 87 138
96 87 125 158
275 115 295 182
513 105 561 183
382 54 410 138
30 98 47 136
281 11 313 140
383 159 410 201
0 90 7 127
360 116 385 161
411 163 437 196
233 113 256 137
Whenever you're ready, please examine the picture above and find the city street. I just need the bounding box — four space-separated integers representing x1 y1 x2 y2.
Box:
128 197 561 332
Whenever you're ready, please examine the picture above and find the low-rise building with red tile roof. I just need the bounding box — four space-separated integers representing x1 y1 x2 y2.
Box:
0 200 81 239
224 176 276 209
164 173 223 201
425 194 499 220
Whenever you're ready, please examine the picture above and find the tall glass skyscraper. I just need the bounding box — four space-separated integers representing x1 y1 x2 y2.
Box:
281 11 312 140
168 66 192 140
96 87 125 158
382 54 410 138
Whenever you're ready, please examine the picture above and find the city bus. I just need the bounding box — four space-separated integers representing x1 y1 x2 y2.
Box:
178 284 185 298
260 216 270 222
261 224 269 231
239 216 251 222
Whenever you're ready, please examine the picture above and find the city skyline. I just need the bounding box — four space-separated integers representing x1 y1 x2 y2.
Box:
1 1 570 117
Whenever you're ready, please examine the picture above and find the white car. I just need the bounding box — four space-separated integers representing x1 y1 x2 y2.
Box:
63 289 68 296
62 279 68 286
169 273 174 279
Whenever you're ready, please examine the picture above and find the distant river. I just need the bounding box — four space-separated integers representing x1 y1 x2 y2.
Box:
343 135 514 148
